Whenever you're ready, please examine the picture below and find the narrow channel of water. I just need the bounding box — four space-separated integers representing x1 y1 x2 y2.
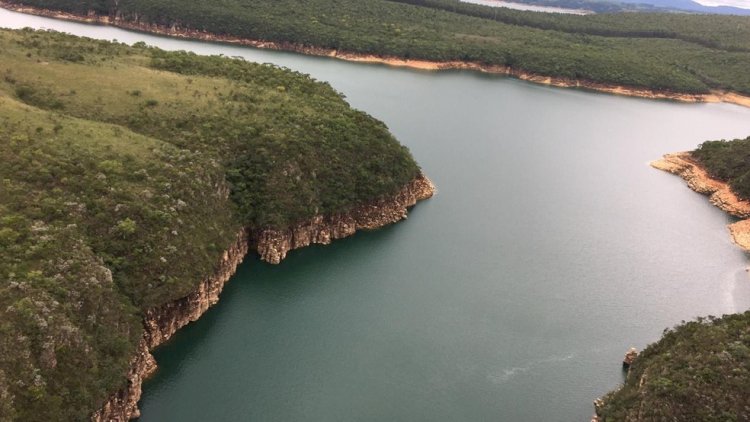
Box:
3 8 750 421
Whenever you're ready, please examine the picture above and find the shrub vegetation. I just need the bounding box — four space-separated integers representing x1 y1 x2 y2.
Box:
596 312 750 421
692 136 750 200
0 28 419 421
596 137 750 420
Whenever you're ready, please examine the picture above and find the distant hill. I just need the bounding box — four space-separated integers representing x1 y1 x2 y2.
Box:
617 0 750 15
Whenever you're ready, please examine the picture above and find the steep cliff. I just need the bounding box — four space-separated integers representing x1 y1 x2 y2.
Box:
252 173 435 264
90 174 434 421
0 28 431 421
92 229 249 421
90 339 156 422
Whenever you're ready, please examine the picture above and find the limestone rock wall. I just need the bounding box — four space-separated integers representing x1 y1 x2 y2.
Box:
90 174 434 421
252 173 435 264
91 229 248 421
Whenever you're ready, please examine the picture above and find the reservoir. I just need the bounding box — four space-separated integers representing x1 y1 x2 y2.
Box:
3 8 750 421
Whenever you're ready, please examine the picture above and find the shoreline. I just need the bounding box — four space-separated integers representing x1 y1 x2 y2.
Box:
592 155 750 420
650 152 750 251
92 174 435 421
2 2 750 109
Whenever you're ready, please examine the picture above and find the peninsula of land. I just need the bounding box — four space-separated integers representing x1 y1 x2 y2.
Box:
0 29 433 421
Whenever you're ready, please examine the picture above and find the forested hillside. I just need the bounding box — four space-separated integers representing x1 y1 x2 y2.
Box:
595 312 750 421
5 0 750 95
0 28 419 420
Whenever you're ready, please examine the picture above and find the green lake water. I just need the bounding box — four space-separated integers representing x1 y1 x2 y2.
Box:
3 8 750 420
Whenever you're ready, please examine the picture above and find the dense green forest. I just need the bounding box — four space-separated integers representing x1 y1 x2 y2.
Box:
595 312 750 421
0 28 419 420
5 0 750 95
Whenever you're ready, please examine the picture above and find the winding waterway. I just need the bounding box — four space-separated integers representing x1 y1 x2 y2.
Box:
4 8 750 421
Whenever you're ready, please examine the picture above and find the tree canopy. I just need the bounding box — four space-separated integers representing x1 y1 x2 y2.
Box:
7 0 750 94
0 28 419 420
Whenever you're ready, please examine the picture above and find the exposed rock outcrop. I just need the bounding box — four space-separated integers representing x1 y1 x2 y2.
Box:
89 174 434 421
622 348 638 368
92 229 249 422
141 230 250 349
2 1 750 109
91 339 156 422
651 152 750 251
252 173 435 264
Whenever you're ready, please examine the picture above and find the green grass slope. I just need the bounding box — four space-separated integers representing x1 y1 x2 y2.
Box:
6 0 750 95
0 28 420 420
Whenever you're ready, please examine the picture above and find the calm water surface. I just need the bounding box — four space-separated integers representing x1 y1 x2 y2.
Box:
3 8 750 421
460 0 591 14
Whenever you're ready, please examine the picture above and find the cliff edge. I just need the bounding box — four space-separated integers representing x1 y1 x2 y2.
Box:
91 174 434 421
0 29 433 421
252 173 435 264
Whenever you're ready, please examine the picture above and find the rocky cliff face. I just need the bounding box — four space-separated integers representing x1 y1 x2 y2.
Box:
252 173 435 264
91 229 249 422
141 230 250 349
90 174 434 421
90 339 156 422
651 152 750 251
